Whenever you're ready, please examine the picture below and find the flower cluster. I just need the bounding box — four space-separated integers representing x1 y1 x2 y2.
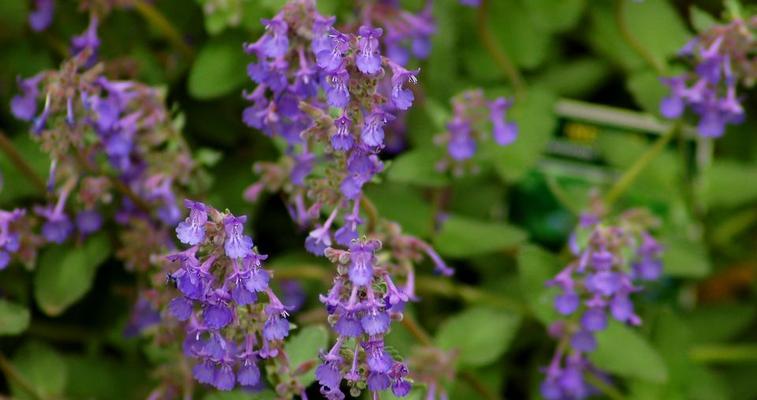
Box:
354 0 435 66
165 200 291 391
434 89 518 175
9 18 198 270
0 209 27 270
660 17 755 137
541 206 663 399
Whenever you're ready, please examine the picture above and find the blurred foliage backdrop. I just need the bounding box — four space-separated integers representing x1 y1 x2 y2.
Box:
0 0 756 399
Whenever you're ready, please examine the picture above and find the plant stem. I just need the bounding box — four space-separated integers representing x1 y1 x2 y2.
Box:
360 195 380 233
0 353 46 400
401 316 500 400
604 122 680 207
585 371 626 400
614 0 665 74
690 344 757 363
476 0 527 97
133 0 194 59
0 130 47 194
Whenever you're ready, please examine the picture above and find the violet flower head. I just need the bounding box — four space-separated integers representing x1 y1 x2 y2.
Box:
0 209 25 270
11 74 44 122
29 0 55 32
70 16 100 66
176 200 208 245
356 26 383 75
223 215 253 259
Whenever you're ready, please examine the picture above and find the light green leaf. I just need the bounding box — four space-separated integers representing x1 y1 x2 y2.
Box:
690 6 718 33
10 342 67 400
0 299 30 336
366 184 434 238
64 355 145 400
517 245 560 325
485 1 553 70
435 307 521 367
490 88 557 182
284 325 329 386
34 233 112 316
627 69 668 115
434 215 527 258
703 160 757 209
590 321 668 383
188 32 249 99
536 57 612 98
661 235 711 278
387 149 450 188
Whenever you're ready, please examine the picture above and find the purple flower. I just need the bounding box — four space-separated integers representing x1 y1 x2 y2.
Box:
176 200 208 245
11 75 43 122
361 308 390 336
316 29 349 72
331 114 355 151
312 15 336 55
361 110 393 147
363 340 393 373
76 209 102 235
261 17 289 58
70 17 100 66
356 26 383 75
571 330 597 353
325 70 350 108
389 65 418 110
169 297 193 321
348 239 379 286
580 307 607 332
203 302 233 330
223 215 253 259
193 360 215 385
35 206 73 244
335 310 364 337
447 118 476 161
316 357 343 390
263 312 290 341
213 363 236 390
29 0 55 32
290 152 315 186
237 359 261 386
489 98 518 146
554 291 579 315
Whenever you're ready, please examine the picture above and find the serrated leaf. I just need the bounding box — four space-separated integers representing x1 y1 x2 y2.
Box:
435 307 521 367
284 325 328 386
490 88 557 182
34 233 112 316
589 322 668 383
188 32 249 99
434 215 527 258
0 299 30 335
10 341 67 400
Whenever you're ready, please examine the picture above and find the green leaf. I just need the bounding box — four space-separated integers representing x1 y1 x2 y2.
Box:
0 134 49 206
387 149 450 187
0 0 27 40
484 1 553 70
34 233 112 316
523 0 586 33
517 245 560 325
690 6 718 33
589 321 668 383
434 214 527 258
64 355 145 400
661 235 711 278
10 341 67 400
435 307 521 367
536 57 611 98
284 325 328 386
627 69 668 115
188 32 249 99
490 88 557 182
0 299 30 336
684 304 756 343
204 390 276 400
365 184 434 238
703 160 757 209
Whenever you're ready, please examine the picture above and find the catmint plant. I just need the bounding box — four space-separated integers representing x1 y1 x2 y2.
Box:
541 199 664 399
434 89 518 175
660 16 755 137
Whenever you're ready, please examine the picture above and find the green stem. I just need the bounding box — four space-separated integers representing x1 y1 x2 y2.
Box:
476 0 527 97
585 371 626 400
604 122 680 207
545 174 581 216
614 0 665 74
0 130 46 194
0 353 46 400
690 344 757 363
133 0 194 59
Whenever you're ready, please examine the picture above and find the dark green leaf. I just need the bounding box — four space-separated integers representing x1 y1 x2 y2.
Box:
434 214 527 258
703 160 757 209
517 245 560 325
188 32 249 99
0 134 49 206
0 299 30 336
365 184 434 237
523 0 586 33
661 235 711 278
34 233 112 316
10 341 67 400
387 149 450 187
435 307 521 367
